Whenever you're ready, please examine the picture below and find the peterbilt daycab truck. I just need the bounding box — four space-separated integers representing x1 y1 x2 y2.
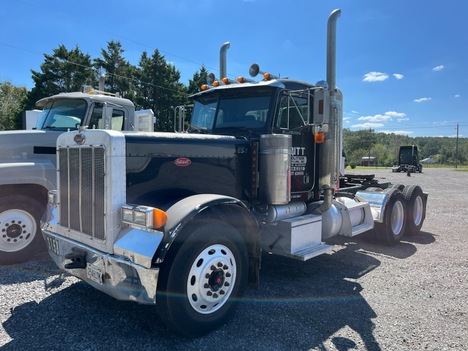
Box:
0 84 154 265
42 9 428 337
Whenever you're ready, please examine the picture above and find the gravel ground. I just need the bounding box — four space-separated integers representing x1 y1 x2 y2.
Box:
1 168 467 351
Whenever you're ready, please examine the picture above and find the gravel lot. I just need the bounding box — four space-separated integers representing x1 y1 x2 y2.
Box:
1 168 467 351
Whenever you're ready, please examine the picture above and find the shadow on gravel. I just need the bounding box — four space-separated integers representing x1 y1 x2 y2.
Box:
326 230 437 260
403 230 437 245
2 244 387 351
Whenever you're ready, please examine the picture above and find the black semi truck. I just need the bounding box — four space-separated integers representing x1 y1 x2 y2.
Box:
42 9 428 336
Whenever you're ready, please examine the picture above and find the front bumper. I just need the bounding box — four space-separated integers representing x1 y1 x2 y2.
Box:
42 229 159 305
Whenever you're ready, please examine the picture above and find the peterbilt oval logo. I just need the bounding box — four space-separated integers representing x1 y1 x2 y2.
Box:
74 133 85 145
174 158 191 167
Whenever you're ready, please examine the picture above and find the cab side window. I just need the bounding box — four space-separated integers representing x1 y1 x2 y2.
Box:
89 107 125 131
276 95 308 131
110 109 124 131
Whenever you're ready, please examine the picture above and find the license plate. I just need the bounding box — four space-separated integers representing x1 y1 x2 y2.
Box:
45 235 60 255
87 264 103 284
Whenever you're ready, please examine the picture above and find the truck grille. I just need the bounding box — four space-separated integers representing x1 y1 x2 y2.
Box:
58 147 106 240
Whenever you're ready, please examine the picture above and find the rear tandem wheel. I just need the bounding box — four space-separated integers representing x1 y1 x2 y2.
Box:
375 188 406 246
402 185 425 236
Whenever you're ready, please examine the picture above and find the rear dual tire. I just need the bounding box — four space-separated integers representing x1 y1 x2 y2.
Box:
375 188 406 245
402 185 425 236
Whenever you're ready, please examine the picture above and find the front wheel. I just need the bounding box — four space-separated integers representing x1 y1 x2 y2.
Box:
156 220 248 337
0 195 46 265
375 188 406 245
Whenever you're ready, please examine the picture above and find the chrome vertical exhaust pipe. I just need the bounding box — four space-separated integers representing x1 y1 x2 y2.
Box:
318 9 342 214
326 9 341 93
219 42 230 79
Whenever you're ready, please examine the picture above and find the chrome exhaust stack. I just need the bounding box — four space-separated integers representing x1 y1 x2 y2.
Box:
318 9 342 213
326 9 341 93
219 42 230 79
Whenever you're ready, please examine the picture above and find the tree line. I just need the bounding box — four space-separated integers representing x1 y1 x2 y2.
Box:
0 41 466 166
343 129 467 167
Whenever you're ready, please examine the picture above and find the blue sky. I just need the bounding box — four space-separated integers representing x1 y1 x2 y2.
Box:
1 0 466 137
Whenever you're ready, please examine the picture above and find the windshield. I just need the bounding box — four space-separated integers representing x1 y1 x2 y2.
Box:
400 147 418 164
189 92 272 134
38 99 87 130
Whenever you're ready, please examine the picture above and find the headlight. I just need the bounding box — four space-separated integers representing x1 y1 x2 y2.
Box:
121 205 168 229
48 190 58 206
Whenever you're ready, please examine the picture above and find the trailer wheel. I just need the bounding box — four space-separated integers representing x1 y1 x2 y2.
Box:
0 195 46 265
156 220 248 337
375 188 406 245
402 185 425 236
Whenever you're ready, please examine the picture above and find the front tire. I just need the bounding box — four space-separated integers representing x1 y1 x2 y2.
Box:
156 220 248 337
0 195 46 265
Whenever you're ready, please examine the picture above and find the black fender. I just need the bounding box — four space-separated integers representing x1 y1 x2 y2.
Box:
154 194 261 288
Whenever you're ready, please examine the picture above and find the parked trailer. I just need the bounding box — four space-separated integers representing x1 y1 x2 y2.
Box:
42 9 428 336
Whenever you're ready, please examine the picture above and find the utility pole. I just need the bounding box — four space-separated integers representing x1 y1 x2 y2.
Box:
455 123 459 169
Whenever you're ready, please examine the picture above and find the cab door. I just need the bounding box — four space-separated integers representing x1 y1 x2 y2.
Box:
274 91 316 201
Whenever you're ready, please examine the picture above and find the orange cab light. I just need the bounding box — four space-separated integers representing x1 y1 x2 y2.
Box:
222 77 229 84
201 84 208 91
153 208 168 228
213 80 220 87
263 72 271 80
237 76 245 83
314 132 326 144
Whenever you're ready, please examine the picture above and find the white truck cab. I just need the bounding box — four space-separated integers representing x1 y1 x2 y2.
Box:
0 90 154 265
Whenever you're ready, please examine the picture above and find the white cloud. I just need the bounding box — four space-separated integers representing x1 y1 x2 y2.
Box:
363 71 388 82
351 110 409 131
380 130 414 135
358 114 391 122
414 97 432 103
393 73 404 80
357 111 407 123
454 94 460 98
384 111 406 118
432 65 444 71
351 122 385 129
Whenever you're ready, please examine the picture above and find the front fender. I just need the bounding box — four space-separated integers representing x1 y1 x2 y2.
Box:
154 194 258 264
0 160 56 190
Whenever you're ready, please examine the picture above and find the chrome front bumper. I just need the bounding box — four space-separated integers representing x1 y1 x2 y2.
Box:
42 229 159 305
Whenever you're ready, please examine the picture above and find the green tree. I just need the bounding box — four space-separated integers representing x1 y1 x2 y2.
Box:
135 49 187 131
94 41 137 98
343 128 377 165
0 81 27 130
187 66 209 95
27 44 96 108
